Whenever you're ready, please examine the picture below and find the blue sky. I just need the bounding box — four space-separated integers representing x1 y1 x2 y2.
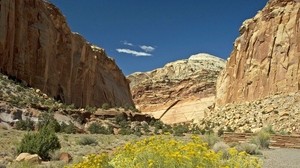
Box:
50 0 268 75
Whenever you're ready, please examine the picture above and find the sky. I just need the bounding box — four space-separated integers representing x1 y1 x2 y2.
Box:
50 0 268 75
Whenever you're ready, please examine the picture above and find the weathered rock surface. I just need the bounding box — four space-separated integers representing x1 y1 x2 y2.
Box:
216 0 300 106
198 92 300 133
199 0 300 134
128 53 225 124
16 153 41 163
0 0 133 108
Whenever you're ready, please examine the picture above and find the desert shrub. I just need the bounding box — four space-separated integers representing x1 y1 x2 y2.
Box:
213 141 230 159
37 112 60 132
119 127 133 135
153 120 164 129
85 105 97 113
17 126 61 160
133 127 142 137
173 124 189 136
69 153 111 168
190 124 202 135
60 122 76 134
213 141 229 152
262 125 276 134
15 118 35 131
236 143 261 155
217 127 225 136
278 129 289 135
115 114 127 124
141 122 150 133
202 133 220 147
102 103 110 110
69 136 262 168
87 122 112 134
77 136 98 146
161 124 173 134
251 130 271 149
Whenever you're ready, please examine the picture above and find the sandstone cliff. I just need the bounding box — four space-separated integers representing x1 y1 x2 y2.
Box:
128 53 225 124
0 0 133 108
216 0 300 106
199 0 300 133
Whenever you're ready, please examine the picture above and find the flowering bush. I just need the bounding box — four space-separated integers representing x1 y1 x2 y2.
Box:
68 136 262 168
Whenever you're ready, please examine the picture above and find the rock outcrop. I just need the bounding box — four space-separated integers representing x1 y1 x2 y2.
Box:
199 0 300 134
216 0 300 106
200 92 300 133
0 0 133 108
128 53 225 124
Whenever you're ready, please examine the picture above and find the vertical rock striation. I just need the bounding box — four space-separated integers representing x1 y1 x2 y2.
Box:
0 0 134 107
216 0 300 106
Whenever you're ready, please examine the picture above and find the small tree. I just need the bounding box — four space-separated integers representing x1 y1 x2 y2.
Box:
15 118 35 131
17 126 61 160
37 112 60 132
102 103 110 110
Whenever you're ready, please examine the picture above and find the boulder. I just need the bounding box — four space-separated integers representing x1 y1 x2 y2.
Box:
16 153 41 163
59 152 72 163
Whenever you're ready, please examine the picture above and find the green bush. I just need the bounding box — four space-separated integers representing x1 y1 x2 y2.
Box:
15 118 35 131
77 136 98 146
202 133 220 147
115 114 127 124
60 122 77 134
173 124 189 136
236 143 262 155
102 103 110 110
17 126 61 160
119 127 133 135
262 125 276 134
37 113 60 132
251 130 271 149
87 122 112 134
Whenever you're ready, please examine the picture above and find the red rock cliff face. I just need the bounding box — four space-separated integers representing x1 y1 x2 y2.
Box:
216 0 300 106
0 0 134 107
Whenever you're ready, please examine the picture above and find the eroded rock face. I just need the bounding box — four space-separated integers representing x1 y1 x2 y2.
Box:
128 53 225 124
0 0 133 108
216 0 300 106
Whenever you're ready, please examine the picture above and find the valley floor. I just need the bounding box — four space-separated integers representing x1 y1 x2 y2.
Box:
1 129 300 168
262 148 300 168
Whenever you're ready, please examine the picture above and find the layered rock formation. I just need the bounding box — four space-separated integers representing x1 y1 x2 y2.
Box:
0 0 133 108
216 0 300 106
128 53 225 124
199 0 300 133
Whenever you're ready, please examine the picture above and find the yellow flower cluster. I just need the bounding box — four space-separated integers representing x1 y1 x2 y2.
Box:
68 136 262 168
69 153 111 168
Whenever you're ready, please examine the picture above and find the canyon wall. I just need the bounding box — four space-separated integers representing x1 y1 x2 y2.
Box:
0 0 134 108
216 0 300 106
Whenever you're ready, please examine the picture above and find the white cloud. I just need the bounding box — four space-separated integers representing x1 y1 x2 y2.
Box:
122 41 134 46
140 45 155 52
116 48 152 57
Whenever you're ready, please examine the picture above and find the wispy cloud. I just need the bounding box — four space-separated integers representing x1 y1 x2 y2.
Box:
122 41 134 46
140 45 155 52
116 48 151 57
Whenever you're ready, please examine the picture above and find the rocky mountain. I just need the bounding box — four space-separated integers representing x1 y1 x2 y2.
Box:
128 53 225 124
200 0 300 133
0 0 133 108
216 0 300 106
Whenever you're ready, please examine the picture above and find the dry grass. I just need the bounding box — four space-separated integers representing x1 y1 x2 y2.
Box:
0 129 140 167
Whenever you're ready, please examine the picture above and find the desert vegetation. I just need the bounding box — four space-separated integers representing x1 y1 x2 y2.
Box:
69 136 262 168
